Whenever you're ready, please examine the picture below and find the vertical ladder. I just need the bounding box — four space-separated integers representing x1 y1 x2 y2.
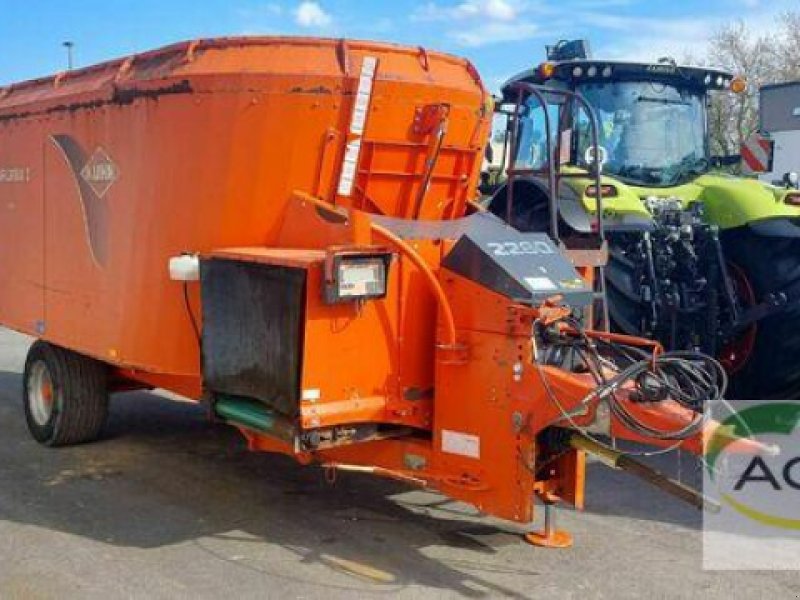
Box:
504 83 610 332
560 238 609 332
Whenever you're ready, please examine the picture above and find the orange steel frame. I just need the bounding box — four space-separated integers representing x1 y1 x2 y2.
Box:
224 190 706 522
0 37 708 526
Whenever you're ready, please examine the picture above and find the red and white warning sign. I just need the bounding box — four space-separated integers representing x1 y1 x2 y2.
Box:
741 132 774 174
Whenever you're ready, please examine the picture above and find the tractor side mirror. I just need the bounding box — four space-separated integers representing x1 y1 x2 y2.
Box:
784 172 799 189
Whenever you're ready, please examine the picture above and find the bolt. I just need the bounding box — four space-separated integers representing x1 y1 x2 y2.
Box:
512 411 525 432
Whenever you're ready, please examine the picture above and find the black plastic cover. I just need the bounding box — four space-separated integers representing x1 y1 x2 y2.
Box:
442 222 591 306
200 258 305 417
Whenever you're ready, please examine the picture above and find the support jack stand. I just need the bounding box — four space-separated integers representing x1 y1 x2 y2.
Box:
524 501 573 548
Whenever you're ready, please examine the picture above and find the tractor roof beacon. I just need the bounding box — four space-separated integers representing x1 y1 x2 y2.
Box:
489 39 800 399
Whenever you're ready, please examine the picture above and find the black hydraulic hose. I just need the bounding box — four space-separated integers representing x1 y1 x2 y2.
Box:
711 230 740 322
412 107 449 219
642 232 660 330
183 282 201 348
537 317 727 441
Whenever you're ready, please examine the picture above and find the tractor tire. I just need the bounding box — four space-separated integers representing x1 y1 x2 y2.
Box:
721 227 800 399
487 180 552 233
604 239 646 338
606 227 800 399
23 340 109 446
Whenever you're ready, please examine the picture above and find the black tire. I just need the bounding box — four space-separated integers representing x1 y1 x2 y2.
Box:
488 180 552 232
606 227 800 398
23 341 109 446
604 237 646 338
722 227 800 399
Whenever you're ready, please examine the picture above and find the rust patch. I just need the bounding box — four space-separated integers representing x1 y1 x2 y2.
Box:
112 79 193 105
314 204 348 224
0 80 193 123
403 386 434 401
288 85 333 95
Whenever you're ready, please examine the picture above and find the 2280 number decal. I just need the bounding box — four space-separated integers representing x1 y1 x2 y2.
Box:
487 241 554 257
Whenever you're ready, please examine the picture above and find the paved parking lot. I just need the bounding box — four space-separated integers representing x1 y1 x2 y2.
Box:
0 328 797 599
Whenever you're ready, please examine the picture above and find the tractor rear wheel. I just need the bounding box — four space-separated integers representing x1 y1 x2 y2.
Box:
722 227 800 399
23 341 109 446
606 228 800 399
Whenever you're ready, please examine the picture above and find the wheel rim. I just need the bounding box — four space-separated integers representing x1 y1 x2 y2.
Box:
28 360 55 427
719 262 757 374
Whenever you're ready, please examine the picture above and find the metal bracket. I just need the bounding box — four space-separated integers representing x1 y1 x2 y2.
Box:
730 292 792 335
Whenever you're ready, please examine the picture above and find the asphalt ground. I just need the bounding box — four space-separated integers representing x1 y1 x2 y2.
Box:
0 327 798 599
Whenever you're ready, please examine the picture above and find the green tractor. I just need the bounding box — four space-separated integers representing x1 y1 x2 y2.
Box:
487 40 800 398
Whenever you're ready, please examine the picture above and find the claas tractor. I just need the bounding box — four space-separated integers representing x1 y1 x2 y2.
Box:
0 37 759 548
488 39 800 399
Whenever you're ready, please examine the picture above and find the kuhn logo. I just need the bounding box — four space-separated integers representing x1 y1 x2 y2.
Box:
706 402 800 530
49 135 114 267
80 147 118 198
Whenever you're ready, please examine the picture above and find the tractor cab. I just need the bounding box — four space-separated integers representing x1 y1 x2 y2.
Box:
488 40 800 399
501 45 745 190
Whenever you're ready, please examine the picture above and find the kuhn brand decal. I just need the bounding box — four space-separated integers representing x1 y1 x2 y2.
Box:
80 147 119 198
49 135 117 267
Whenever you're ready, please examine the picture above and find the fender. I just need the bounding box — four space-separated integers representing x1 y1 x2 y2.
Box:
489 176 652 234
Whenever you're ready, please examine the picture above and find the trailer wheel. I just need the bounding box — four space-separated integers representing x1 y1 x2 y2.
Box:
23 341 109 446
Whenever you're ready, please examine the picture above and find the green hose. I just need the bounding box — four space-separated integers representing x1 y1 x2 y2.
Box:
214 395 296 443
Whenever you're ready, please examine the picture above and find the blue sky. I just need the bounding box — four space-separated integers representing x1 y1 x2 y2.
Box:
0 0 794 91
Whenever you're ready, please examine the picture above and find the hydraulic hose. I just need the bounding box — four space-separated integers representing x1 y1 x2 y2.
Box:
371 222 458 347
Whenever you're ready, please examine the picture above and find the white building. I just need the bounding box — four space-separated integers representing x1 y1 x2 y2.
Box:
760 81 800 185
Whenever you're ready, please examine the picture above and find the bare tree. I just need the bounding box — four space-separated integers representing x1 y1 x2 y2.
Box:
773 11 800 81
705 12 799 157
706 20 776 156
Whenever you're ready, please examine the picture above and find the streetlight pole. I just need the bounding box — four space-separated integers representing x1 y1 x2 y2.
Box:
63 41 74 71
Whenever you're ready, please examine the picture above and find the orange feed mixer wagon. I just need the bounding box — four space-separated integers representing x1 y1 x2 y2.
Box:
0 37 739 545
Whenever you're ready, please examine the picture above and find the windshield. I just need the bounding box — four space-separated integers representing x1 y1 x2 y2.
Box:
573 81 709 186
512 97 561 171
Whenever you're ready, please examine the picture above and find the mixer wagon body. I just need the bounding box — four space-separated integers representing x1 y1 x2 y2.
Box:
0 37 734 540
0 37 486 395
